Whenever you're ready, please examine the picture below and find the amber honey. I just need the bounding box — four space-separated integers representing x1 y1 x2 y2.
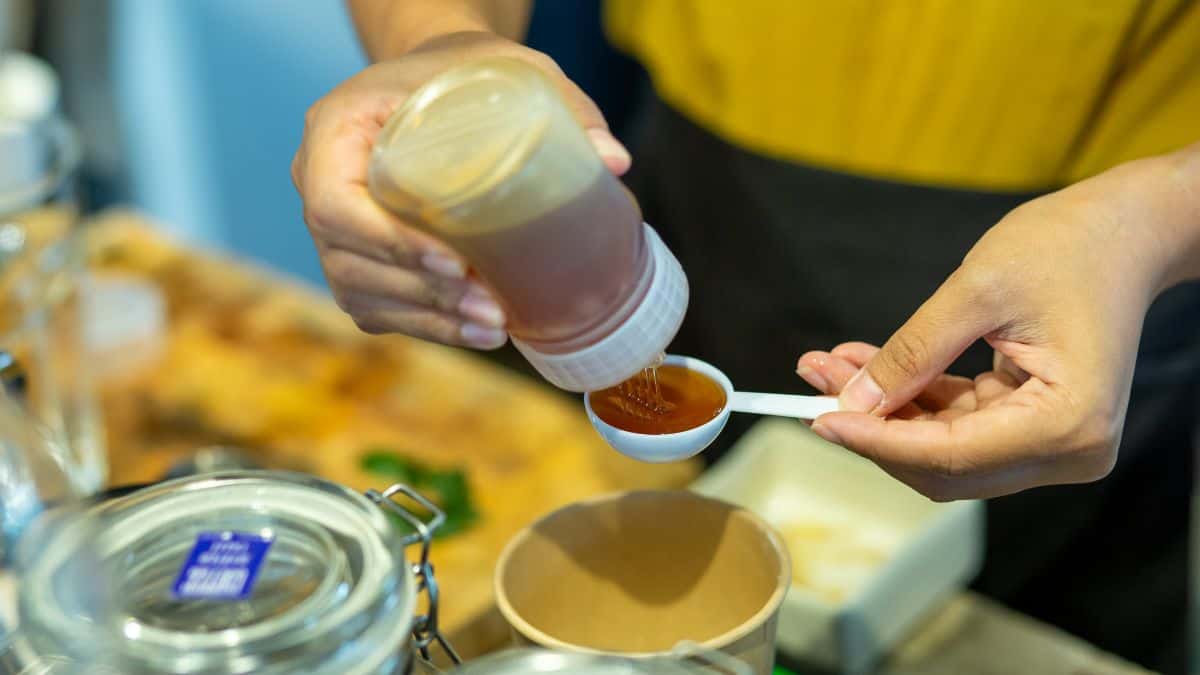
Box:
588 365 726 434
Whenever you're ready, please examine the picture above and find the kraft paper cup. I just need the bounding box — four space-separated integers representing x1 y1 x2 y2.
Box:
494 491 791 675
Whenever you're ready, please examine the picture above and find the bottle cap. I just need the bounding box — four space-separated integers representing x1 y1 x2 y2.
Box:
512 225 688 392
0 51 59 122
0 52 71 213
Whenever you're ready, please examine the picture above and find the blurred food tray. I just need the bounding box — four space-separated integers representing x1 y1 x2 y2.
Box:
84 210 699 657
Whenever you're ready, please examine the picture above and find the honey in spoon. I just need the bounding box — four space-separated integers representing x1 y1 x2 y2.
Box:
588 365 726 434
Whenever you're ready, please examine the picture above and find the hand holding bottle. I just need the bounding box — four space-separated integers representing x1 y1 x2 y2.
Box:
292 31 630 348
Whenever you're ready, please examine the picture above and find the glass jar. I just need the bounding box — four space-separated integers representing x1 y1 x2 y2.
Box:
0 54 104 495
0 378 82 565
9 472 458 674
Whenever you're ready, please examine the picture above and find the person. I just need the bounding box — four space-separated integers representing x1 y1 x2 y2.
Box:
292 1 1200 669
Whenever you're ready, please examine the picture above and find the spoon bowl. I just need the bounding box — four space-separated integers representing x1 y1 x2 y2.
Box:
585 355 732 463
585 354 840 463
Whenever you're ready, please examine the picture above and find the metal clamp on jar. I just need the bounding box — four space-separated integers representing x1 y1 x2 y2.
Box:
6 471 461 674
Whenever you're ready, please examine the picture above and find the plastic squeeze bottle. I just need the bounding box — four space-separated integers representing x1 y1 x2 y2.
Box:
368 58 688 392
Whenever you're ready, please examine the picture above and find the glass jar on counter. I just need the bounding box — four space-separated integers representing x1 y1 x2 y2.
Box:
7 471 459 674
0 52 105 495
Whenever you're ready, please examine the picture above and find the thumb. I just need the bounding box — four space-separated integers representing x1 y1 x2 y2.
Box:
841 271 999 415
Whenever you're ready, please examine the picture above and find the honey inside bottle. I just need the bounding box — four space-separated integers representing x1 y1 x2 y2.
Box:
588 365 726 434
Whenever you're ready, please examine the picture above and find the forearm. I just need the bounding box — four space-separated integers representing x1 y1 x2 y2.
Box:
1159 141 1200 287
347 0 532 61
1124 141 1200 292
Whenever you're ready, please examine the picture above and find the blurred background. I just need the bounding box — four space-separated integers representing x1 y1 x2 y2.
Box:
16 0 645 284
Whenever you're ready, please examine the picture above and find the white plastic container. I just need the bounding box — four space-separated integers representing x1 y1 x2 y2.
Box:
691 419 984 674
82 273 166 380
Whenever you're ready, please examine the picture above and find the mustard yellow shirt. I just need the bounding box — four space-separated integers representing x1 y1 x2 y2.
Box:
606 0 1200 191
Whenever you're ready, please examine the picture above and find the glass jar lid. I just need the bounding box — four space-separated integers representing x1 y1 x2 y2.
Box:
17 472 423 674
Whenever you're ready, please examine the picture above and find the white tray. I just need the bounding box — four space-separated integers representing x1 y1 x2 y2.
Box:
691 419 984 674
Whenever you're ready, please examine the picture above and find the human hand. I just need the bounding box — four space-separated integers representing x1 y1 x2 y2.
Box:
292 31 630 347
796 150 1200 500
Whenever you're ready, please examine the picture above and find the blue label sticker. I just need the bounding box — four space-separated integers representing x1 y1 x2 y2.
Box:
171 531 274 600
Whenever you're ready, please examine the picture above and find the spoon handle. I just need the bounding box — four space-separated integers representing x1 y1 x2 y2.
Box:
729 391 840 420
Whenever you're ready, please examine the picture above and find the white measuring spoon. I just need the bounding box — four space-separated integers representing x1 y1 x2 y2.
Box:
728 390 841 420
585 354 840 463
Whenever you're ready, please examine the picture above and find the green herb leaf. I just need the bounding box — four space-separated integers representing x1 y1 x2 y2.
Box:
360 449 479 539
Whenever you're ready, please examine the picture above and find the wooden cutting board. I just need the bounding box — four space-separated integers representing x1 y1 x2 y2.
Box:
86 210 699 657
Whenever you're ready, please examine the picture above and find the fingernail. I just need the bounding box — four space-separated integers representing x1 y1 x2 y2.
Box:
422 252 466 279
461 323 507 349
796 364 830 392
587 129 632 173
840 370 884 414
458 286 505 327
811 421 845 446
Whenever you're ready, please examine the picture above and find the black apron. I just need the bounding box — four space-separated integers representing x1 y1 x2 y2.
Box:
622 98 1200 673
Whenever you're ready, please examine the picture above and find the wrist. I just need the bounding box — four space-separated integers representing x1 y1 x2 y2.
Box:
1081 144 1200 298
1159 143 1200 288
405 29 510 57
367 7 496 61
1133 143 1200 293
